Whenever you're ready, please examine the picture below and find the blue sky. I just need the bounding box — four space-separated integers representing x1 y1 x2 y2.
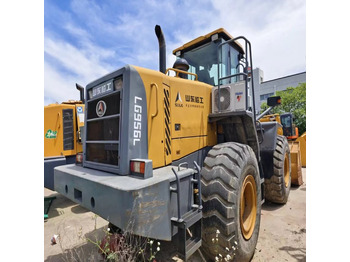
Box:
44 0 306 105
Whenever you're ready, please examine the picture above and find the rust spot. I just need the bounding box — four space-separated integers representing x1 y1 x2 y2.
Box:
138 200 165 209
125 209 132 217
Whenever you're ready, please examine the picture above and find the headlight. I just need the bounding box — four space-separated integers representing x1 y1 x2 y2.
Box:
114 77 123 90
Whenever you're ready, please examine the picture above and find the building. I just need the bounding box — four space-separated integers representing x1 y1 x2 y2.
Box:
253 68 306 112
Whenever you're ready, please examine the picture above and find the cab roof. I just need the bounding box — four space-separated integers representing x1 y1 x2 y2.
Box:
172 28 244 55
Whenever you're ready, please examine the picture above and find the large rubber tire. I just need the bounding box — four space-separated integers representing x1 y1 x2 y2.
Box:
264 135 291 204
201 142 261 262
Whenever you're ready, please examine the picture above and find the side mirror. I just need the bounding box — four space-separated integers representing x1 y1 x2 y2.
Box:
267 96 281 107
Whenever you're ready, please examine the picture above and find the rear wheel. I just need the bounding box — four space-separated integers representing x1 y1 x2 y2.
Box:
264 135 291 204
201 142 261 262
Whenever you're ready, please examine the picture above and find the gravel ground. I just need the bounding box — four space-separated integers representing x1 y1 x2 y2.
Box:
44 168 306 261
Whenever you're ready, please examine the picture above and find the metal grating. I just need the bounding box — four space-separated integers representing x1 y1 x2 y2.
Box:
164 88 171 155
86 91 121 166
62 109 74 150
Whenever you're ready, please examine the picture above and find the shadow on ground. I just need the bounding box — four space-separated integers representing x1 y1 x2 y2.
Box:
71 205 90 214
279 246 306 261
45 194 89 220
262 201 284 211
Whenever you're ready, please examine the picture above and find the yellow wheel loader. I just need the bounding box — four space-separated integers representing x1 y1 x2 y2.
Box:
44 84 85 190
53 25 291 261
260 112 306 185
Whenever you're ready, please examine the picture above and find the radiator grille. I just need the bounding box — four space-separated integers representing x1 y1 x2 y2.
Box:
164 88 171 156
85 90 121 167
62 109 74 150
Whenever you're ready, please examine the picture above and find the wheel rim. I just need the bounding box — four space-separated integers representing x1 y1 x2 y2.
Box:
284 154 290 187
240 174 257 240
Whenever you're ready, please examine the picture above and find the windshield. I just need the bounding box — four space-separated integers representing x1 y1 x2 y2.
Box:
180 40 241 86
281 115 292 128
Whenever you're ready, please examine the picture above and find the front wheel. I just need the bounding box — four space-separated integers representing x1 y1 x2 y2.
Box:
201 142 261 261
264 135 291 204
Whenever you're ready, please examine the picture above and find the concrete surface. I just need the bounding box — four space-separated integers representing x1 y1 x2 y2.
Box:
44 168 306 261
44 188 109 262
251 168 306 262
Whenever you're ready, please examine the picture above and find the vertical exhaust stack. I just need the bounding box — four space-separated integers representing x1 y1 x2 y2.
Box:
155 25 166 74
75 83 85 103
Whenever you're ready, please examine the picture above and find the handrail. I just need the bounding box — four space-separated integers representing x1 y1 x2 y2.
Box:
219 72 247 82
165 68 198 80
150 83 159 118
193 161 203 210
216 36 257 122
171 168 182 221
178 162 188 171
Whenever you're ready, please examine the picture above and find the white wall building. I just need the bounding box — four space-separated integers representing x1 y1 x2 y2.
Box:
253 68 306 112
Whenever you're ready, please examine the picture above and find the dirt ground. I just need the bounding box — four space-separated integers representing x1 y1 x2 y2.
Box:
44 168 306 261
251 168 306 262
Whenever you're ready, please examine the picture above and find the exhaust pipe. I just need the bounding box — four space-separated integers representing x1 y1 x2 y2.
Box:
155 25 166 74
75 83 85 103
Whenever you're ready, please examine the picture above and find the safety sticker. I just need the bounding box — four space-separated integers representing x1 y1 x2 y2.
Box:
45 129 57 139
78 113 84 123
235 92 243 102
77 106 83 113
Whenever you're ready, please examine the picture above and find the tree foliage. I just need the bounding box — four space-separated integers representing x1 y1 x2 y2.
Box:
260 83 306 134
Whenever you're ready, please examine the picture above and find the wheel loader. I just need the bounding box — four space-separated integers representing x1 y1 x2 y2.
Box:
260 112 306 185
53 25 291 261
44 84 85 190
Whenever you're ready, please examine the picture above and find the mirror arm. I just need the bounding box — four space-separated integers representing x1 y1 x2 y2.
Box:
256 106 274 121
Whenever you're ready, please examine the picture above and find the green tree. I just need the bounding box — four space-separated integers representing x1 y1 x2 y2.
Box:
260 83 306 134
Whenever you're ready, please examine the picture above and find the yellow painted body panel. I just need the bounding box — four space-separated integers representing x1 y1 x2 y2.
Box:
44 103 84 158
261 113 304 183
288 141 303 185
132 66 169 168
172 28 243 54
133 66 217 168
74 104 84 153
296 132 306 167
259 114 283 135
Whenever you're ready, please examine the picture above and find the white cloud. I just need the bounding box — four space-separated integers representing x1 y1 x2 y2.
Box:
44 62 81 105
44 0 305 104
44 31 116 104
209 0 306 80
45 37 111 78
63 23 90 41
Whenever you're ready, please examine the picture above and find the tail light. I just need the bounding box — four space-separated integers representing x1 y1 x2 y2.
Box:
76 152 83 165
130 159 153 179
130 160 145 174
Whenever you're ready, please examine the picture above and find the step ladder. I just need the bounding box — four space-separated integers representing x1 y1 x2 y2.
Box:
170 161 203 261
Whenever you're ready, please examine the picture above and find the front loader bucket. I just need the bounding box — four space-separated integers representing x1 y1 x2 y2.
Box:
288 141 303 186
296 132 306 167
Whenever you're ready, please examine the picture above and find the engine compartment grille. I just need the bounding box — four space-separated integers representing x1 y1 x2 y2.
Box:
62 109 74 150
85 87 121 167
